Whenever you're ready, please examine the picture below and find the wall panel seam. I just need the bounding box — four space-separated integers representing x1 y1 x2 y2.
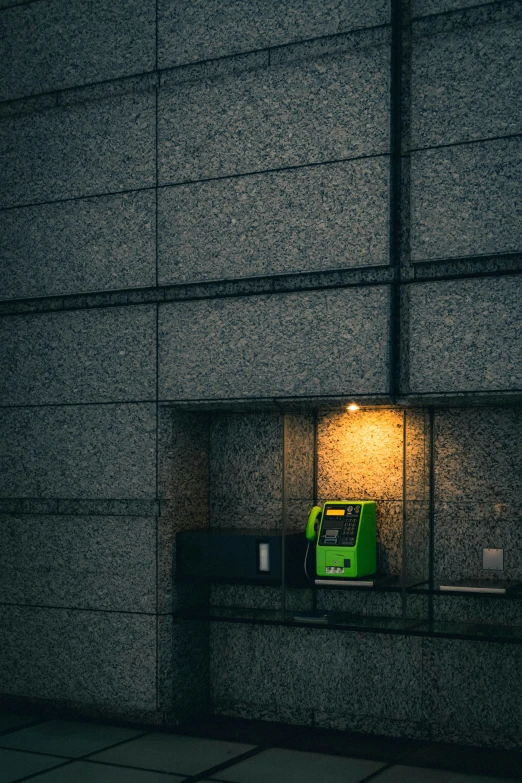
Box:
409 131 522 155
3 267 522 317
0 22 391 109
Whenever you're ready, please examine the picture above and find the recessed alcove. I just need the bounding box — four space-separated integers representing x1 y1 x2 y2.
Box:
159 401 522 642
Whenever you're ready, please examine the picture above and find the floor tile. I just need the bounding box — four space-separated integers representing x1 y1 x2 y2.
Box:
21 759 185 782
210 748 385 783
0 711 40 734
90 733 254 776
0 748 66 783
369 765 518 783
0 720 143 758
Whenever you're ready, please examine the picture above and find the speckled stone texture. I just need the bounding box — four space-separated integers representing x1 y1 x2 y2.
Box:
158 409 210 612
433 594 522 627
435 408 522 502
0 91 155 208
159 287 390 400
422 639 522 749
0 605 156 709
318 409 403 500
210 413 283 528
158 157 390 285
158 0 390 68
404 410 431 584
0 0 155 101
411 139 522 261
0 404 156 498
434 502 522 584
210 623 423 725
159 409 210 503
0 306 156 405
0 515 156 612
285 413 315 530
412 0 486 16
408 277 522 393
158 40 390 184
411 17 522 148
0 191 156 300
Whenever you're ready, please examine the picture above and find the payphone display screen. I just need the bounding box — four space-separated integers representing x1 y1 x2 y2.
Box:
319 504 361 547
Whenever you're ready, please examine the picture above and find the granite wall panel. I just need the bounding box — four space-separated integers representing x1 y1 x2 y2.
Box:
0 90 156 208
210 413 282 528
318 409 403 501
410 138 522 262
0 404 156 499
434 408 522 503
0 0 156 101
158 409 210 502
411 17 522 148
210 623 423 725
0 191 156 300
158 0 390 68
158 40 390 184
158 157 390 285
159 287 390 401
408 277 522 393
284 412 315 530
422 639 522 748
0 306 156 405
0 605 157 709
0 514 156 612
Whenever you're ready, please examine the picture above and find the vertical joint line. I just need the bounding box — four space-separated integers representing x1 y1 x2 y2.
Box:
312 408 318 506
153 46 159 696
428 407 435 624
155 303 160 712
390 0 403 401
281 412 287 620
312 408 318 611
154 0 159 289
155 0 159 73
401 409 408 619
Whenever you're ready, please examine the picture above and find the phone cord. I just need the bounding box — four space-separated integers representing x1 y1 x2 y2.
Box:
304 540 312 581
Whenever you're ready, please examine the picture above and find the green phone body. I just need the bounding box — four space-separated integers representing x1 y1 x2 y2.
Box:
311 500 376 578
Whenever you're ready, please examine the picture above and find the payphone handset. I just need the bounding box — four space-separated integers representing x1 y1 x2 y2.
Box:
306 500 376 578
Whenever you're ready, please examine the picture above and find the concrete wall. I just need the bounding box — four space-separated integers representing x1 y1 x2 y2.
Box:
1 0 521 747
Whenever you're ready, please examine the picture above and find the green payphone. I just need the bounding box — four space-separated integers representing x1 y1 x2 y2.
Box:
306 500 376 578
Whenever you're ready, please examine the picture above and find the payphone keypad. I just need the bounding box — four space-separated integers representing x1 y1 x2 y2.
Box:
319 504 361 547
